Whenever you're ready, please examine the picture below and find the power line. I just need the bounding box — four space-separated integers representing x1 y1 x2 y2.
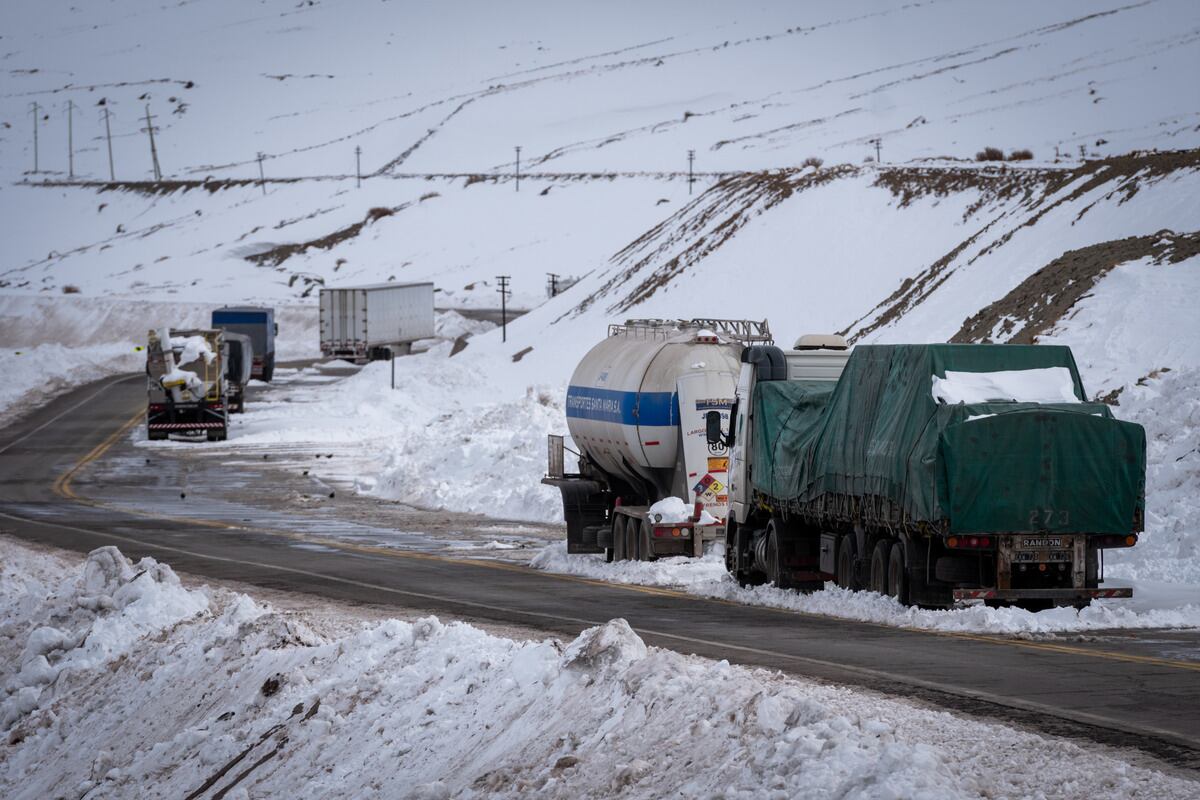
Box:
496 275 511 342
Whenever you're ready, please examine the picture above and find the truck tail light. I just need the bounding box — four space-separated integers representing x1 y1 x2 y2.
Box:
947 536 991 549
1094 534 1138 548
148 404 165 413
654 526 689 538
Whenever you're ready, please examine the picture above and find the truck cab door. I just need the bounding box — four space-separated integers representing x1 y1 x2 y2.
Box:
727 362 754 525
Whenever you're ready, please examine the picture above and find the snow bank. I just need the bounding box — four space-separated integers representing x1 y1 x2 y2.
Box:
2 538 1195 800
0 343 143 426
532 543 1200 635
1107 367 1200 584
187 346 568 523
932 367 1079 405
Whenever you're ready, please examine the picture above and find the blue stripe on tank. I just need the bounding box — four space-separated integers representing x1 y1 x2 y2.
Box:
565 386 677 427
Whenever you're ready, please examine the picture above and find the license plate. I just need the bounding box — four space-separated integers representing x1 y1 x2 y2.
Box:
1012 550 1072 563
1020 536 1071 549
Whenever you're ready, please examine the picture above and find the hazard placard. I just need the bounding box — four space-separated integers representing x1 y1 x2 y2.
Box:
707 456 729 473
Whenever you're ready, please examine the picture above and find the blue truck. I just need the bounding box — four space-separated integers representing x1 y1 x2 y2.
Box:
211 306 277 382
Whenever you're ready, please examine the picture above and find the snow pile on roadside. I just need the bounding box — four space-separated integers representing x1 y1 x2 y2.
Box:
0 343 142 426
215 347 568 522
2 539 1196 800
1108 368 1200 584
532 543 1200 635
0 546 207 729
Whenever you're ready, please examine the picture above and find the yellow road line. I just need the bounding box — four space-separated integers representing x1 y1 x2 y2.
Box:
51 410 1200 674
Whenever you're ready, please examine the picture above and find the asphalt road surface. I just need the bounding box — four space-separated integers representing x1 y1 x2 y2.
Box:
2 374 1199 773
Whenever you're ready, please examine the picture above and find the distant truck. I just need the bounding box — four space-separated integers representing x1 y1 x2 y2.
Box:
223 332 253 413
212 306 276 381
543 319 773 560
708 341 1145 610
319 283 435 363
146 328 228 441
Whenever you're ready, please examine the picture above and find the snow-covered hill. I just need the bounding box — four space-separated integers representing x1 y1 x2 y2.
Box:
2 2 1198 591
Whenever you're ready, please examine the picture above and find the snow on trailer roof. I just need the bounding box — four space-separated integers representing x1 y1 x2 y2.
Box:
321 282 435 291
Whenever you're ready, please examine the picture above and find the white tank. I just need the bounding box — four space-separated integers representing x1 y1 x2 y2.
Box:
566 320 746 517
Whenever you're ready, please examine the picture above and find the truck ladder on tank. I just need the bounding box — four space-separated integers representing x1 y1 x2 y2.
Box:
607 318 773 346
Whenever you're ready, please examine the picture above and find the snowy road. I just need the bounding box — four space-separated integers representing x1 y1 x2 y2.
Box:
2 374 1200 771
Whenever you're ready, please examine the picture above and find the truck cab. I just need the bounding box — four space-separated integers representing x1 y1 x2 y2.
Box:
725 335 851 528
212 306 276 381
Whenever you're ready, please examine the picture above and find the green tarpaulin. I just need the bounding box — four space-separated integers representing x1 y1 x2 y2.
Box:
750 344 1145 534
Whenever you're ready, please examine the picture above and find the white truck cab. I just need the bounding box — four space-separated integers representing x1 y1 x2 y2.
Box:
725 335 852 527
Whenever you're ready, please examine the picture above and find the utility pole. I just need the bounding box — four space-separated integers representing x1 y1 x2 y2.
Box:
514 145 521 193
547 272 559 297
496 275 511 342
66 99 75 179
355 145 362 188
687 149 695 195
871 137 882 163
257 152 267 195
142 105 162 181
102 106 115 181
30 101 40 173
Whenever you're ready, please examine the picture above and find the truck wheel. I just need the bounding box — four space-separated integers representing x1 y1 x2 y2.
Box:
764 521 786 589
887 542 909 605
836 535 859 590
639 519 655 562
613 516 627 561
869 539 892 595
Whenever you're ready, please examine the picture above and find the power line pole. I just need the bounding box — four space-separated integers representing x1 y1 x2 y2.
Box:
871 137 882 163
496 275 511 342
142 104 162 181
547 272 559 297
687 149 695 195
30 101 40 174
66 99 75 179
102 105 115 181
355 145 362 188
256 152 267 195
514 145 521 193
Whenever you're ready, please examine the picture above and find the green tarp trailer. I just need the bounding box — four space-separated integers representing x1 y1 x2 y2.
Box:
750 344 1145 536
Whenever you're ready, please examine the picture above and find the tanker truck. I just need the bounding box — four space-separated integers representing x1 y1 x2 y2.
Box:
543 319 773 561
707 342 1144 610
146 328 229 441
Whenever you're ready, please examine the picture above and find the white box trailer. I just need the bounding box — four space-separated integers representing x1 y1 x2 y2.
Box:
319 282 435 362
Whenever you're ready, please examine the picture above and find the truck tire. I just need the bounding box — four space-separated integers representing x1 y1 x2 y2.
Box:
148 429 168 441
835 535 859 590
887 541 909 605
639 519 655 562
764 521 786 589
869 539 891 595
261 354 275 383
207 429 227 442
613 516 627 561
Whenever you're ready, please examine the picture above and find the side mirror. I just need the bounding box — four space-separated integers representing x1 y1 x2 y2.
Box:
274 323 279 335
705 410 723 446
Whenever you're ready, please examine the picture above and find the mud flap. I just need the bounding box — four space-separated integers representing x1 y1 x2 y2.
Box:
559 481 609 554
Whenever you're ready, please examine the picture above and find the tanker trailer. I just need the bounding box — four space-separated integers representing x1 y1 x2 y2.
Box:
543 319 773 561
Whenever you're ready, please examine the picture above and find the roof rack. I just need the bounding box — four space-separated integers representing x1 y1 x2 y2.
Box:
607 318 773 346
